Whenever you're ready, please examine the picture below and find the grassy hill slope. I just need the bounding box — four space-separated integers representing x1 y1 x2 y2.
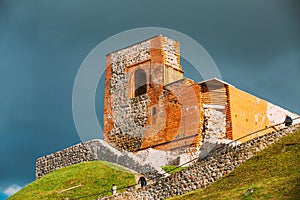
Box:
170 129 300 200
9 161 136 200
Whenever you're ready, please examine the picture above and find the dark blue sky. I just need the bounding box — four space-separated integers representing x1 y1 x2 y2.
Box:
0 0 299 197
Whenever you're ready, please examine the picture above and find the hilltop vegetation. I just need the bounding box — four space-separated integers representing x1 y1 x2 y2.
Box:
9 161 136 200
162 166 187 174
170 129 300 200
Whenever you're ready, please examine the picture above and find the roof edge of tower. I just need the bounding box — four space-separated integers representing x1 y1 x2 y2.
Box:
106 35 163 56
197 77 235 88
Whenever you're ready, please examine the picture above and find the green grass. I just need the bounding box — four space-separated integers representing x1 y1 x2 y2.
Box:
9 161 136 200
162 166 187 174
170 129 300 200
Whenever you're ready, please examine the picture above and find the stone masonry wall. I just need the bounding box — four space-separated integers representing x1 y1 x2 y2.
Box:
199 81 228 159
36 143 94 179
106 39 151 152
101 124 300 200
36 139 165 180
162 36 183 85
200 105 227 158
104 35 202 155
162 36 180 70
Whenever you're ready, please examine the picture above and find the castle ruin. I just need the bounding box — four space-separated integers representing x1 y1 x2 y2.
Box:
36 35 299 179
103 35 299 163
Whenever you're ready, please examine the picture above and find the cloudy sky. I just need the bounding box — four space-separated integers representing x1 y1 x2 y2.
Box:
0 0 299 198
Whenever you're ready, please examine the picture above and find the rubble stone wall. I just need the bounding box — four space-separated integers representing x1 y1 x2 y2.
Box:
36 139 165 179
36 142 94 179
104 39 151 152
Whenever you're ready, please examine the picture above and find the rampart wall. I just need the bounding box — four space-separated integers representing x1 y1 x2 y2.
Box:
36 140 165 179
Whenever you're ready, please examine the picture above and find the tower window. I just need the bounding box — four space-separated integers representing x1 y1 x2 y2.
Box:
134 69 147 97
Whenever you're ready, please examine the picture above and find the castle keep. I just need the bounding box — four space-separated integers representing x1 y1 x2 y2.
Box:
103 35 299 158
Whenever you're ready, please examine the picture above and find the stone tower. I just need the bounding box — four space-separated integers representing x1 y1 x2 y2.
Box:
103 35 203 153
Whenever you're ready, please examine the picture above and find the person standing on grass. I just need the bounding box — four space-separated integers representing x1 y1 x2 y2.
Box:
111 184 117 195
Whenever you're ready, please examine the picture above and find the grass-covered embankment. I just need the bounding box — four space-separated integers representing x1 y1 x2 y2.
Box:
9 161 136 200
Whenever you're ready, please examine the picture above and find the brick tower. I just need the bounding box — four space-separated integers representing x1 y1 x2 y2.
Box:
103 35 203 153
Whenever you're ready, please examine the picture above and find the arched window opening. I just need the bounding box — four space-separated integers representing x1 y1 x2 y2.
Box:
134 69 147 97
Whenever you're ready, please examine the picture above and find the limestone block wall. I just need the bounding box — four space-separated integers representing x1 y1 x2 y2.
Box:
101 124 300 200
135 146 201 167
36 140 165 180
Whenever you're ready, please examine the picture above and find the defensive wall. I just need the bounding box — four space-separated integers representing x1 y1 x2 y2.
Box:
36 140 165 179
